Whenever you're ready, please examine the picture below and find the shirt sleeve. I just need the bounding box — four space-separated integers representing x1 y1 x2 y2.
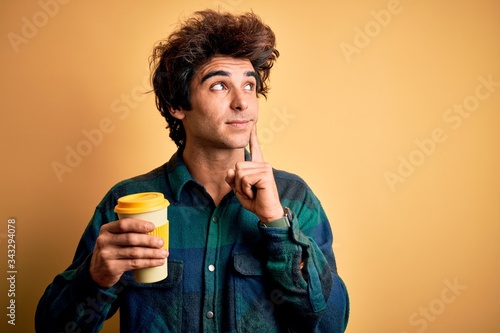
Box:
35 206 121 333
257 190 349 332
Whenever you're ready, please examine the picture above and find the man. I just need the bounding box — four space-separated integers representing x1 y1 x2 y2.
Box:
36 10 349 332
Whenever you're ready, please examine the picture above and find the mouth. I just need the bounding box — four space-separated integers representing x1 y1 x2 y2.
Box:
226 119 251 129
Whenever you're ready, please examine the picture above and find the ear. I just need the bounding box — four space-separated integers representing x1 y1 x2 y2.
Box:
169 107 186 120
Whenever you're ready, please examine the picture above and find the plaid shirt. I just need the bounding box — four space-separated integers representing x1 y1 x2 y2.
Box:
36 151 349 332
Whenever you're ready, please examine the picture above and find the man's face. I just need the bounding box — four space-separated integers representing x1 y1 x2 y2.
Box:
173 57 259 151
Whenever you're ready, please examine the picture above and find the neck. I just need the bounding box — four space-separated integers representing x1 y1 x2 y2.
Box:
181 144 246 205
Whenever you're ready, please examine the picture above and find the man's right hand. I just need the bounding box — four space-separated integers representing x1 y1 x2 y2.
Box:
89 218 168 287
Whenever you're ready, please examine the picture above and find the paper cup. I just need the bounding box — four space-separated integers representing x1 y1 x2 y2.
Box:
114 192 169 283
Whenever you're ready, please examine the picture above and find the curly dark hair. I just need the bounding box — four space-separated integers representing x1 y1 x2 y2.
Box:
149 10 280 148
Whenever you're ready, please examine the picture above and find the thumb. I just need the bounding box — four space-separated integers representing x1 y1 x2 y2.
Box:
249 122 264 162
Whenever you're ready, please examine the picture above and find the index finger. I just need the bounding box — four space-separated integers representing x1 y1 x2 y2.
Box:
104 218 155 234
250 122 264 162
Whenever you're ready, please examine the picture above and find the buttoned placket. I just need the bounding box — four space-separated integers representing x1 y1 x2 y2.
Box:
202 208 221 331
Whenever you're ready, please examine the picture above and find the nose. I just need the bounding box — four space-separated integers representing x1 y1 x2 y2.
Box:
230 90 248 111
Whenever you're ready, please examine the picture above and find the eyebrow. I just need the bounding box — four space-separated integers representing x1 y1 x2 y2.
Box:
200 70 258 83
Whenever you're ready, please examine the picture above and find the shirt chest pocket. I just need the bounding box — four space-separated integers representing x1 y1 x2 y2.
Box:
119 259 184 333
233 252 283 333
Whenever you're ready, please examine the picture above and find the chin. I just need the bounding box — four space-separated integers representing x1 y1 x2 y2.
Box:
221 140 248 150
222 135 250 149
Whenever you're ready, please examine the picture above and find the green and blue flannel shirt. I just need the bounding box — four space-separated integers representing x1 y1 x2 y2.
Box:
36 151 349 332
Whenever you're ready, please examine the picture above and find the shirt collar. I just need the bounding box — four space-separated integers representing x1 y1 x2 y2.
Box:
166 149 252 202
166 150 194 202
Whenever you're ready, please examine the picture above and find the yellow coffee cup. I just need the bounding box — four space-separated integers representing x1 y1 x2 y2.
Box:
114 192 169 283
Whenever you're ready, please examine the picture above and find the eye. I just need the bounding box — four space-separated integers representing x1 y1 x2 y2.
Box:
243 83 254 91
210 82 226 91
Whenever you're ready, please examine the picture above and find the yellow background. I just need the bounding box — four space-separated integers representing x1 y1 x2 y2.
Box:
1 0 499 332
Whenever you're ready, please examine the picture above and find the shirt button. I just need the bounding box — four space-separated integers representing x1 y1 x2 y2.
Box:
208 264 215 272
206 311 214 319
212 216 218 223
